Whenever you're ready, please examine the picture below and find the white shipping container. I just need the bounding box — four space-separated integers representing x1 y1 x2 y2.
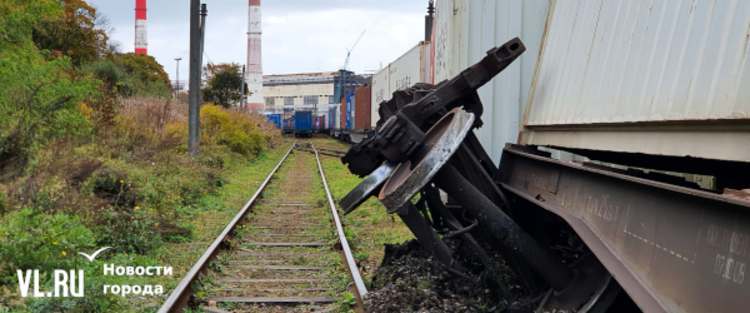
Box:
370 66 390 128
388 42 429 94
433 0 550 164
369 41 432 129
521 0 750 163
334 104 341 130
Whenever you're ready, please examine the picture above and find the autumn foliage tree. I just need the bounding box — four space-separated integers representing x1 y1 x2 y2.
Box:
202 63 248 108
119 53 171 89
32 0 109 66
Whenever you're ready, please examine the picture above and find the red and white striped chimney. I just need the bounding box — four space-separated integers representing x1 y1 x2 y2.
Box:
135 0 147 54
245 0 263 110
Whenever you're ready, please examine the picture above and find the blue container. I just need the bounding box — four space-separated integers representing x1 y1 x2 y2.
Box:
294 111 313 131
345 92 354 129
267 114 282 129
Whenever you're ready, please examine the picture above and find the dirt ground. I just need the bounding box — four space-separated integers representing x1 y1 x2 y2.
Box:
364 239 516 313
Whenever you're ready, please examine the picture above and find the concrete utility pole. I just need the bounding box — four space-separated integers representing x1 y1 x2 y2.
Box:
199 4 207 68
174 57 181 93
188 0 201 155
240 65 246 107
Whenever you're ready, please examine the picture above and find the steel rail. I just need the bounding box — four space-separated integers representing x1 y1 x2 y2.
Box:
158 141 297 313
310 141 368 300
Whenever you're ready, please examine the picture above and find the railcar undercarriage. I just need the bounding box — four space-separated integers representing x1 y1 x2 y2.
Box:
338 37 750 312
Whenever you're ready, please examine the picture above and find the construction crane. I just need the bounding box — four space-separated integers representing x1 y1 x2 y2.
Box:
334 30 365 104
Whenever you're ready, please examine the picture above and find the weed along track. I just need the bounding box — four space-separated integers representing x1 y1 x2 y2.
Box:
156 141 366 313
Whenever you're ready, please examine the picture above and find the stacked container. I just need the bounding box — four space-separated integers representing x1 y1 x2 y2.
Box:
339 98 346 130
314 114 327 131
267 114 281 129
345 92 354 130
334 104 341 130
353 83 371 131
369 41 432 130
329 109 334 130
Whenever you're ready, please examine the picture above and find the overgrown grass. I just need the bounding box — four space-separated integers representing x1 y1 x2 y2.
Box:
0 97 283 312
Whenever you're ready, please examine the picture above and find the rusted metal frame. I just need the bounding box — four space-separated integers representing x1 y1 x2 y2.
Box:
309 142 368 303
158 141 297 313
497 144 750 313
433 164 576 291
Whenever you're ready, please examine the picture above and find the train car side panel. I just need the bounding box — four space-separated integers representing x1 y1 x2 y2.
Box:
520 0 750 163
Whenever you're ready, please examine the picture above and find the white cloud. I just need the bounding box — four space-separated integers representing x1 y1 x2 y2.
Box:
266 16 287 24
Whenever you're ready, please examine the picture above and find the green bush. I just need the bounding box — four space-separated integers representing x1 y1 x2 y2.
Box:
82 60 125 88
25 276 123 313
94 208 159 255
82 59 170 99
220 129 265 157
199 104 267 157
0 209 95 285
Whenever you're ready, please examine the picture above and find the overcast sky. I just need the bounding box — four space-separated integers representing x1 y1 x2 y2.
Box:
87 0 430 82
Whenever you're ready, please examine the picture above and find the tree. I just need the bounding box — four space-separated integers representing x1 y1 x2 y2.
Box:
31 0 110 66
202 63 248 108
0 0 96 174
118 53 171 89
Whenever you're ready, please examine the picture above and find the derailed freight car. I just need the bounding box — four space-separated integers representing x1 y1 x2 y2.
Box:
507 2 750 311
338 0 750 312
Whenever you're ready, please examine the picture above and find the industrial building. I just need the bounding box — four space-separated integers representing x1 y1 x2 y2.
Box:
262 70 371 114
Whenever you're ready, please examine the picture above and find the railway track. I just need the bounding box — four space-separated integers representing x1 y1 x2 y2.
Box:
294 143 346 158
158 141 366 313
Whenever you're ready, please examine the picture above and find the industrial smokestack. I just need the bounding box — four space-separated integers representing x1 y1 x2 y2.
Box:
425 0 434 42
135 0 147 54
245 0 263 110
